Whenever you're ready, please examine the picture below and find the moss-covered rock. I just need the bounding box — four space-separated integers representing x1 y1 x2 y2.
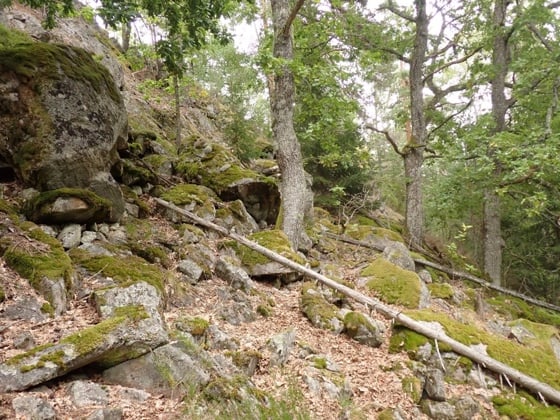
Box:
300 282 344 333
175 316 210 337
398 309 560 390
428 282 454 300
69 248 166 294
23 188 112 224
160 184 217 222
1 221 74 312
345 224 404 243
343 311 383 348
487 294 560 327
362 258 422 308
492 391 560 419
402 375 423 404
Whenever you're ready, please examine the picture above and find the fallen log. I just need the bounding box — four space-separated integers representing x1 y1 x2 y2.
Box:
324 232 560 314
154 197 560 406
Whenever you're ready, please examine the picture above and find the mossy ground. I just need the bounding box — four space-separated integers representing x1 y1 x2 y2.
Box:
343 312 377 338
492 391 560 419
362 258 421 308
230 230 305 268
345 224 404 243
69 248 166 294
396 309 560 390
487 294 560 327
427 282 454 299
1 222 73 291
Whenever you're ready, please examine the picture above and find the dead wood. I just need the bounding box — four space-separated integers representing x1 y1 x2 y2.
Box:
324 232 560 314
154 197 560 406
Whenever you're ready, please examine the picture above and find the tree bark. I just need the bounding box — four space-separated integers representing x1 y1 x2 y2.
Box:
174 74 182 153
121 20 131 52
404 0 428 246
484 0 510 286
270 0 310 250
155 196 560 406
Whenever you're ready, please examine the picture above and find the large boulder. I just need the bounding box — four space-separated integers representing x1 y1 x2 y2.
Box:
0 37 127 222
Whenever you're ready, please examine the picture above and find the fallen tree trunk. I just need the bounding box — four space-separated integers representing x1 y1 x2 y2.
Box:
155 197 560 406
324 232 560 313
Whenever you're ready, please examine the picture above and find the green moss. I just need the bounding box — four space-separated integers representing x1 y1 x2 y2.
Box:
231 230 305 268
402 376 423 404
2 223 73 291
0 24 33 47
362 259 421 308
403 309 560 390
69 248 166 294
175 316 210 336
121 159 157 185
23 188 112 223
60 305 148 356
427 283 454 299
313 356 328 370
345 224 404 243
487 294 560 327
0 198 18 217
225 350 262 372
0 286 5 303
0 41 120 102
492 392 560 419
389 327 430 356
41 302 55 317
161 184 217 205
343 311 377 338
300 282 342 331
203 375 253 402
256 304 273 317
5 343 55 366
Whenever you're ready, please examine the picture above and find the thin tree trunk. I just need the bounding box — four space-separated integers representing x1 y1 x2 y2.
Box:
174 74 182 153
405 0 428 246
484 0 509 286
155 196 560 406
270 0 310 250
121 20 131 52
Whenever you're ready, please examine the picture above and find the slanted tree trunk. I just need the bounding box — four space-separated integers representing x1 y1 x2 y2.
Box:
270 0 310 250
484 0 510 286
404 0 428 246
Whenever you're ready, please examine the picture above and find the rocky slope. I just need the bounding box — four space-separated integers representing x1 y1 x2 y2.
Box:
1 4 560 419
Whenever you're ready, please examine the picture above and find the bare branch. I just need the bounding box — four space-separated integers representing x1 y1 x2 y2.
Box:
364 124 405 156
427 99 473 140
283 0 306 35
423 46 482 82
527 23 554 53
379 0 415 22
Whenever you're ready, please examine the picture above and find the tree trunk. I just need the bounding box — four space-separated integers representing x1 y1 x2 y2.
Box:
174 74 182 153
121 20 131 52
404 0 428 246
270 0 310 251
484 0 509 286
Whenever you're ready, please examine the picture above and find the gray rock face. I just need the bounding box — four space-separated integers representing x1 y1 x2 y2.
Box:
58 224 82 249
215 257 253 292
268 329 296 367
67 380 109 408
382 241 415 271
12 395 56 420
102 341 211 396
86 408 124 420
424 367 446 401
420 400 456 419
0 41 127 223
177 259 204 284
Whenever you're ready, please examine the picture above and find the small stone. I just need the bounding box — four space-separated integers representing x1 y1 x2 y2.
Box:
12 395 56 420
86 407 123 420
67 380 109 407
177 259 203 284
13 331 35 350
424 367 446 401
58 224 82 249
418 269 432 284
81 230 99 244
268 329 296 367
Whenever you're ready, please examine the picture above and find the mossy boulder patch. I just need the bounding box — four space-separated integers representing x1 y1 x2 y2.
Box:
176 143 280 225
160 184 218 222
361 258 423 308
23 188 113 224
0 220 73 314
0 305 156 392
69 248 166 294
398 309 560 390
345 224 404 244
300 282 344 333
343 311 384 348
0 37 126 221
228 230 305 280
